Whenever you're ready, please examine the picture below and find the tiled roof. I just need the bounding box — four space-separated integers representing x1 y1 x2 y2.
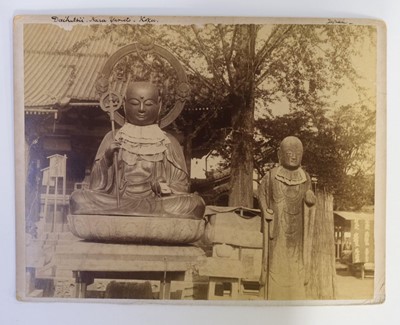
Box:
334 211 374 221
24 24 120 107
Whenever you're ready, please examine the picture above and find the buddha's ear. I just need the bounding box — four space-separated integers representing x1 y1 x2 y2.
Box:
122 96 127 116
158 96 162 112
157 97 162 124
277 148 282 165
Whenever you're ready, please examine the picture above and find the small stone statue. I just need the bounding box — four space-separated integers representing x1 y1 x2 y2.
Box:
70 82 205 220
258 136 316 300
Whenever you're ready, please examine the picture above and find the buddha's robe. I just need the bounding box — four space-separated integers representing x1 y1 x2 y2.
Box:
70 123 205 220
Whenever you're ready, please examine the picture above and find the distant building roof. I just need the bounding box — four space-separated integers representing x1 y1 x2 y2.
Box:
23 24 230 158
24 24 119 108
334 211 374 221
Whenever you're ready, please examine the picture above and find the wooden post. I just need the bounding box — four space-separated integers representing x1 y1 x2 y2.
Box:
305 190 337 299
62 155 67 206
52 175 58 232
43 170 50 225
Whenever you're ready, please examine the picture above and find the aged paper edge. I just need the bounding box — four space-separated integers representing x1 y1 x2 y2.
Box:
15 15 26 302
14 15 386 306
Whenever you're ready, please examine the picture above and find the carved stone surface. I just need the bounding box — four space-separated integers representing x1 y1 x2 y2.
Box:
68 214 205 244
204 210 263 248
258 136 316 300
54 279 76 298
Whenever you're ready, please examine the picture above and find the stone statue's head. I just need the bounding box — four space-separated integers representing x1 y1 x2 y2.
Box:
278 136 303 170
124 82 161 126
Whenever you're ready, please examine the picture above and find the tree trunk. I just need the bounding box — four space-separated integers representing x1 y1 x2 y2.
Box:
228 97 255 207
228 25 257 208
306 191 337 299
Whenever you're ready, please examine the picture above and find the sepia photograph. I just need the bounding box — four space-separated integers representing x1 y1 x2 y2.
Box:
14 15 385 304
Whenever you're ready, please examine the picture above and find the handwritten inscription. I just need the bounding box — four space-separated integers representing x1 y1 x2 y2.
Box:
51 16 85 23
139 16 157 23
51 16 158 24
110 17 132 23
327 19 353 25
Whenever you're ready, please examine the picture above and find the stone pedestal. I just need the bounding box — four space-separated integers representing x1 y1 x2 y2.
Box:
68 214 205 244
52 241 206 299
200 208 264 300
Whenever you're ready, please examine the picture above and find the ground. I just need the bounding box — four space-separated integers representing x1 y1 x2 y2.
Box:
335 271 374 300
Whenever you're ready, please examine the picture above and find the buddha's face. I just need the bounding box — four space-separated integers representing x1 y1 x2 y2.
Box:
125 82 161 126
279 137 303 169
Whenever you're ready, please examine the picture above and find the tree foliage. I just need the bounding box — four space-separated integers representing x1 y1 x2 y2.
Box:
155 24 375 208
254 102 375 210
67 22 376 209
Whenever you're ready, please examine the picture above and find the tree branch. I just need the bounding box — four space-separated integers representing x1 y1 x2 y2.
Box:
254 26 295 85
190 25 230 89
156 31 216 93
228 25 239 63
255 26 294 70
254 25 280 66
217 24 234 91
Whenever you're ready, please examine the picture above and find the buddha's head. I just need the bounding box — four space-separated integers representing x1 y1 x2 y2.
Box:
278 136 303 170
124 82 161 126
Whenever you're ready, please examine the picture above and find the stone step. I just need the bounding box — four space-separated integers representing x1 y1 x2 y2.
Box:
28 289 44 298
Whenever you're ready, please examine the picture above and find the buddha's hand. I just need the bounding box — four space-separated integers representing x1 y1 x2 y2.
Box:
104 140 121 166
304 189 316 206
151 179 172 196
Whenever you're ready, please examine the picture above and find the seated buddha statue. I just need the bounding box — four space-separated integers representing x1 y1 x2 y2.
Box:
70 82 205 220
